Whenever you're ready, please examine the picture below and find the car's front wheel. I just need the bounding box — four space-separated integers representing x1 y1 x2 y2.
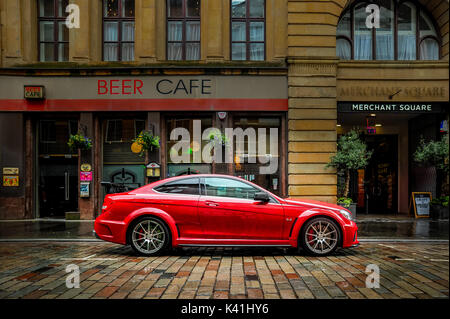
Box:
300 217 340 256
128 217 171 256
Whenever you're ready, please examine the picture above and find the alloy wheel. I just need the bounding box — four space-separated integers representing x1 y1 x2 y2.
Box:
131 219 167 255
304 218 339 255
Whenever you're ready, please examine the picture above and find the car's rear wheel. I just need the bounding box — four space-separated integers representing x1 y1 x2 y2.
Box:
300 217 340 256
129 217 171 256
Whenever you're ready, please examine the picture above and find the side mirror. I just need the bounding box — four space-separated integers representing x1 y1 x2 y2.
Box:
254 192 270 202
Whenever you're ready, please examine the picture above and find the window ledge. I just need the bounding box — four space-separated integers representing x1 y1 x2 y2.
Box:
338 60 449 69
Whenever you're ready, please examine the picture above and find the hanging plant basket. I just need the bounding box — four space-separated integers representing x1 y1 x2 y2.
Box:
132 131 161 157
67 132 93 152
208 131 229 147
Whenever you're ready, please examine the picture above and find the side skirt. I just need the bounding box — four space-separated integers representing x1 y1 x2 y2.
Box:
178 244 292 247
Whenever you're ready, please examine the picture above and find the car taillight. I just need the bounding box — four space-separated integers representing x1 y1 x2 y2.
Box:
101 197 113 214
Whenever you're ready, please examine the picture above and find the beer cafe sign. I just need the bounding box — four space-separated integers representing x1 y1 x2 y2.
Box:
0 75 287 112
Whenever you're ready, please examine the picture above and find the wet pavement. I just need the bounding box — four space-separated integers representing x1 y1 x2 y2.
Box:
0 214 448 240
0 242 448 299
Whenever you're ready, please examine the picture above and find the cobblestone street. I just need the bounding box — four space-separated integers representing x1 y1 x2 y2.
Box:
0 242 448 299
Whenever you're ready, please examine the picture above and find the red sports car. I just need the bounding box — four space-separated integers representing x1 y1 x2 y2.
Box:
95 174 359 256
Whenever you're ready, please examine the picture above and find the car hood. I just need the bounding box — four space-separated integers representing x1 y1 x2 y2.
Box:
283 198 345 211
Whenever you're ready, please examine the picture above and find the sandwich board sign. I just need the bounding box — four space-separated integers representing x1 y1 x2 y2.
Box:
409 192 432 218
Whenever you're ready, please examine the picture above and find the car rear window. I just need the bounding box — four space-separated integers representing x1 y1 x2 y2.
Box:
154 178 200 195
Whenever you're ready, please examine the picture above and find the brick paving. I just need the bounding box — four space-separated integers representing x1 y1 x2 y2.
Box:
0 242 448 299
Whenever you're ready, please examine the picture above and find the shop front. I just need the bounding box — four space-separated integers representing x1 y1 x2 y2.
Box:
0 70 288 220
337 66 449 215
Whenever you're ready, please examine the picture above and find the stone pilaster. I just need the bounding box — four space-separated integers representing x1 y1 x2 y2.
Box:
135 0 157 63
70 0 91 63
204 0 224 61
1 0 23 66
79 113 95 219
287 59 338 203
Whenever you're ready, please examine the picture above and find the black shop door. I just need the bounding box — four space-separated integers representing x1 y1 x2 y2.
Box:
364 135 398 214
38 157 78 218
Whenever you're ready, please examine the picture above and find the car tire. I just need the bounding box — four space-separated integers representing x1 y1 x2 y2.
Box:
300 217 341 256
128 216 171 256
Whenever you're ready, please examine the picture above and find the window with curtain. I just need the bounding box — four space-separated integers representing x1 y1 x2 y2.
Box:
231 0 265 61
103 0 135 62
336 0 440 61
38 0 69 62
167 0 201 61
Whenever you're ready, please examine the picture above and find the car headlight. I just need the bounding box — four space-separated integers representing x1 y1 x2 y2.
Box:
339 209 354 221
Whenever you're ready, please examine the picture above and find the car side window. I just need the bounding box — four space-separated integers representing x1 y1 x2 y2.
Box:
204 178 260 200
154 178 200 195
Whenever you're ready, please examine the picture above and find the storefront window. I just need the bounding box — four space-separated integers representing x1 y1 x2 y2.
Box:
164 114 283 196
102 118 146 194
336 0 440 61
167 0 201 60
38 0 69 62
166 116 212 176
232 116 281 196
103 0 135 61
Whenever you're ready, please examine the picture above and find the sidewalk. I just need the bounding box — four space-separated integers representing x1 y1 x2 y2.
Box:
0 214 448 241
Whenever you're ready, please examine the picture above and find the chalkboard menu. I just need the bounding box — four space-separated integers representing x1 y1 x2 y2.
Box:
410 192 432 218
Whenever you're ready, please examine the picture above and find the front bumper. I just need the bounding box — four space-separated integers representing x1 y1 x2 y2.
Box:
342 221 359 248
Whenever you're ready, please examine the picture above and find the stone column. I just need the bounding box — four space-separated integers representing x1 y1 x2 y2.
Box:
288 59 338 203
78 113 95 219
146 112 161 184
1 0 23 66
287 0 342 203
204 0 225 61
135 0 157 63
70 0 91 63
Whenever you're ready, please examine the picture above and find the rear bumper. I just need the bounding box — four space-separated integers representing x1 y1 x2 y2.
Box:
94 213 127 245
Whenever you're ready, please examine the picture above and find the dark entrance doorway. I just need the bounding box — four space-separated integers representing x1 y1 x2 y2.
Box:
360 135 398 214
38 120 78 218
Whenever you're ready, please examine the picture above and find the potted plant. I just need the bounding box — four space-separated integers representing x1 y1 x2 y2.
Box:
414 134 449 219
327 130 372 218
132 130 161 157
430 196 449 219
67 131 92 152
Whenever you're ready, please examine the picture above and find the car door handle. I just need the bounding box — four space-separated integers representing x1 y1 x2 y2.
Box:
205 201 219 207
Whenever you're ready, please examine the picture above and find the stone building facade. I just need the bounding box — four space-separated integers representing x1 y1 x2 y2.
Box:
0 0 448 219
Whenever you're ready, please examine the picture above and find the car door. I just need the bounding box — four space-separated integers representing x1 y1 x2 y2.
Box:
152 177 202 239
198 177 285 240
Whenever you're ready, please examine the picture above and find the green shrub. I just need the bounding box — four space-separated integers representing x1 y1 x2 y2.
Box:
327 130 372 198
414 135 449 174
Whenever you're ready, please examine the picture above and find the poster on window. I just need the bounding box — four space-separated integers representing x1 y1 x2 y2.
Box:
3 176 19 187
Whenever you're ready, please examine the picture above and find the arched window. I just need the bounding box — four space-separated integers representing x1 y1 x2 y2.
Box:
336 0 440 61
